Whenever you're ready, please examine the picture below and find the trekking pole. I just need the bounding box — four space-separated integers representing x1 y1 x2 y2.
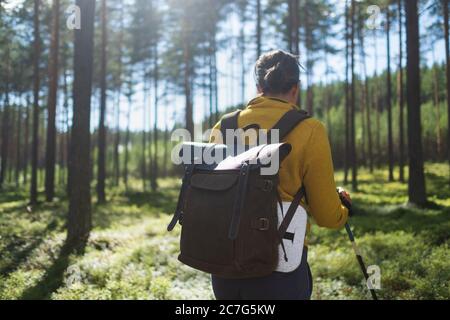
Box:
344 223 378 300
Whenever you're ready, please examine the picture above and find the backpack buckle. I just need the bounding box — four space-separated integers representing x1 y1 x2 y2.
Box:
262 180 274 192
258 218 270 231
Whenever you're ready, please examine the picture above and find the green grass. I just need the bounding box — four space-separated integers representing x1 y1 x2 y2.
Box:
0 164 449 300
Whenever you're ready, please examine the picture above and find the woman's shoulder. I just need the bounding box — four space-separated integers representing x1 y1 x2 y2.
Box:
294 116 326 134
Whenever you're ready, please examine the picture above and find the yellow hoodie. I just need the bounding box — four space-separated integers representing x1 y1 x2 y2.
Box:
210 96 348 233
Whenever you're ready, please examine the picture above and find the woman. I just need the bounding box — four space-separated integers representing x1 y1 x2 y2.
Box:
210 50 352 300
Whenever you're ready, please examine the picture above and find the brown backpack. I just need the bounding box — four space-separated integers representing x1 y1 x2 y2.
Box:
168 109 310 279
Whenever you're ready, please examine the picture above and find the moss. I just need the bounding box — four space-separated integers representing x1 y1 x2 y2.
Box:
0 164 448 300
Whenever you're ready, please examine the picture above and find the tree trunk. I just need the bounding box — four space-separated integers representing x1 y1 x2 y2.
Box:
358 10 373 173
304 6 314 115
23 96 30 185
344 0 350 184
256 0 262 58
240 14 246 105
0 96 9 189
373 29 382 166
123 93 131 190
113 94 121 186
97 0 107 204
209 41 215 127
386 7 395 181
142 80 148 191
63 56 70 189
45 0 60 202
113 1 124 187
398 0 405 182
292 0 301 107
431 47 442 158
0 41 10 189
163 104 169 177
15 103 22 187
405 0 426 205
67 0 95 251
443 0 450 181
30 0 41 205
151 43 159 192
184 27 194 137
350 0 357 191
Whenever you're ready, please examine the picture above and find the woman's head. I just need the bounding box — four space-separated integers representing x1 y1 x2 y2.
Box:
254 50 300 104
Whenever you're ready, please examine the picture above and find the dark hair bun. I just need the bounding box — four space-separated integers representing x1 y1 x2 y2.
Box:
255 50 300 95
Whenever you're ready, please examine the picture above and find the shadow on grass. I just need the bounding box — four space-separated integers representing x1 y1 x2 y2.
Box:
426 171 450 201
0 219 59 277
350 204 450 245
90 188 179 229
20 240 86 300
124 189 178 213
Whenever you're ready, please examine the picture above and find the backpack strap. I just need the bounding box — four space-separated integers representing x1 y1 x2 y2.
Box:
167 164 195 232
271 109 311 242
278 187 306 240
220 110 241 145
269 109 311 142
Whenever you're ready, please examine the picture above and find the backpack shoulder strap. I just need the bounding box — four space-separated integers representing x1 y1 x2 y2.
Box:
278 187 306 240
270 109 311 142
220 110 241 144
273 109 310 240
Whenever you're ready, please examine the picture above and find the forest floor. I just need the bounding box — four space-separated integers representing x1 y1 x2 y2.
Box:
0 163 449 300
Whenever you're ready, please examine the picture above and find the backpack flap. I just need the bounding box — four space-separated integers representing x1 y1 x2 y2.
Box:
190 173 238 192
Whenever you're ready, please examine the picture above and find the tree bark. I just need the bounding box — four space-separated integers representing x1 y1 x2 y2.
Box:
344 0 350 184
97 0 107 204
405 0 426 205
350 0 358 191
151 43 159 191
358 9 373 173
123 92 131 190
15 103 22 187
398 0 405 182
442 0 450 181
67 0 96 251
0 94 9 188
386 6 395 181
183 23 194 136
256 0 262 58
30 0 41 205
113 1 124 187
23 96 30 185
45 0 60 202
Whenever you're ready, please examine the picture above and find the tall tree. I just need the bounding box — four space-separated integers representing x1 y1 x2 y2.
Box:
405 0 426 205
386 2 395 181
30 0 41 205
45 0 60 202
97 0 108 204
344 0 350 184
237 0 248 105
67 0 96 250
357 3 373 172
350 0 357 191
443 0 450 181
15 104 22 187
0 48 10 189
398 0 405 182
256 0 262 58
151 42 159 191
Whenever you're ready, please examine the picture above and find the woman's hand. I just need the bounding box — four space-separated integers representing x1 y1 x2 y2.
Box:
337 187 353 217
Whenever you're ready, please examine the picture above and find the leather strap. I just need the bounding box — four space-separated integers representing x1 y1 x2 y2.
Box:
167 165 195 231
278 186 306 241
269 109 311 143
220 110 242 145
228 162 250 240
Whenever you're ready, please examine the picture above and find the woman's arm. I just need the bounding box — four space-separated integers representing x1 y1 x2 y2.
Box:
302 121 349 229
